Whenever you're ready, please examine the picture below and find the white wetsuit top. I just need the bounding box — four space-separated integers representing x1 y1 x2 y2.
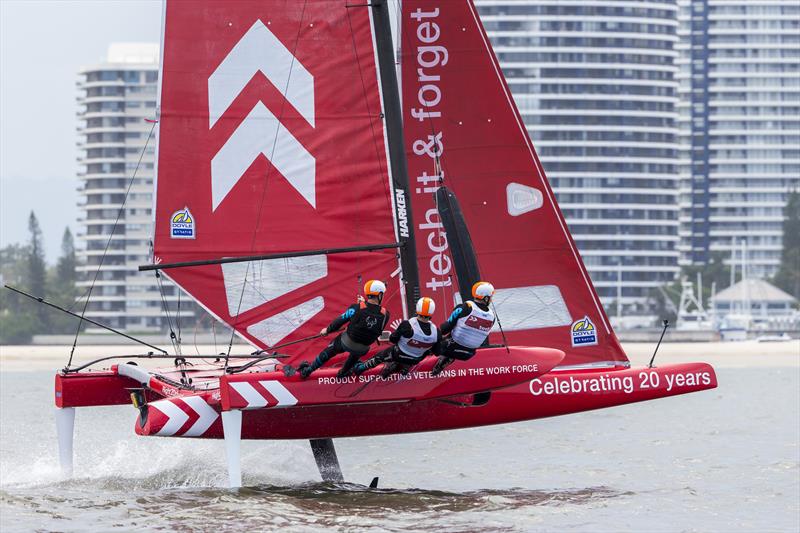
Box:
396 317 438 359
451 301 495 349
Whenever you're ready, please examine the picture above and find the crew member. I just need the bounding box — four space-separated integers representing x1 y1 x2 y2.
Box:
296 279 390 379
431 281 496 376
353 297 441 378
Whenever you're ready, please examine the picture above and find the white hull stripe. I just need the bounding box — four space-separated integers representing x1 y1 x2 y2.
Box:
229 382 268 409
149 397 220 437
181 396 220 437
229 380 299 409
259 380 298 407
150 399 190 436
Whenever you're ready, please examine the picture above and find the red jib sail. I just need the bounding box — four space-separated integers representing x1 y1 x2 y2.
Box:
153 1 404 355
401 1 628 368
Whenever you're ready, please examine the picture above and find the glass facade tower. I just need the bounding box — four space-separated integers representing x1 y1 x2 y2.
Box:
677 0 800 278
476 1 682 313
76 44 194 331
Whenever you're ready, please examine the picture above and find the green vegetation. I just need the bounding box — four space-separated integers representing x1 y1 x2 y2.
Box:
773 189 800 300
0 212 80 343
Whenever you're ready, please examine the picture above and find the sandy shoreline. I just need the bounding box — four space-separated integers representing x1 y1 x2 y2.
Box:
0 340 797 372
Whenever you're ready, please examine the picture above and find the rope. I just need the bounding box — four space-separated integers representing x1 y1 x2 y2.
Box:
67 120 157 367
346 7 399 303
155 270 179 355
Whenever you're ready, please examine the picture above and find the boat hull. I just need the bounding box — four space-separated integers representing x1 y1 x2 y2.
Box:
131 361 716 439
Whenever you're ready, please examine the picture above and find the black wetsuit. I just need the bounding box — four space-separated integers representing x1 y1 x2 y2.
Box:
353 319 441 377
306 301 389 377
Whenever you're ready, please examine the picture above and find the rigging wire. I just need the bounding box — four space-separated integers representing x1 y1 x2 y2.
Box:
346 7 399 308
176 289 181 347
224 0 310 366
67 120 158 367
154 270 180 355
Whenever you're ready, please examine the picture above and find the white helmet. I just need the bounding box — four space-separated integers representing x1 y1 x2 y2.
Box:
415 297 435 317
363 279 386 297
472 281 495 301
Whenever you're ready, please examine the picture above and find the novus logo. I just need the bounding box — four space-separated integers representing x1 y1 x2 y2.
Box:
208 19 315 211
395 189 409 238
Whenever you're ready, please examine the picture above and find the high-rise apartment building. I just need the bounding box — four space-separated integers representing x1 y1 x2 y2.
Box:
677 1 800 278
476 1 682 313
76 43 193 331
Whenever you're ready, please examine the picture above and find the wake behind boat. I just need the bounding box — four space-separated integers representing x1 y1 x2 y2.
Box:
32 0 717 488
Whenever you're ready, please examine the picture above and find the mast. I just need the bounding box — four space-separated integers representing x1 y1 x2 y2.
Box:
371 0 420 316
436 186 482 305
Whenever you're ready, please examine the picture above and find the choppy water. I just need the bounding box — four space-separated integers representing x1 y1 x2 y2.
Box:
1 366 798 532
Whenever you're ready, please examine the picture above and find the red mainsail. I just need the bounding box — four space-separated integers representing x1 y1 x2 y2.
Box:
153 1 404 355
401 0 628 368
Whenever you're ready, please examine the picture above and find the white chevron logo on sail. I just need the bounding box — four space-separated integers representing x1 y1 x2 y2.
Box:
208 19 315 211
208 18 324 347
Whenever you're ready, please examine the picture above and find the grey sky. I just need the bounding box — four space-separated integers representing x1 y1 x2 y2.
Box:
0 0 161 262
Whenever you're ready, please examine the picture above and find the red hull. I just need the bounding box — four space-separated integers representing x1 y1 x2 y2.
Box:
221 347 564 410
51 361 716 440
204 363 718 439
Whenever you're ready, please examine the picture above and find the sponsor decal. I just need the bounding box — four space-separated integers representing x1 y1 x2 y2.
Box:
161 385 180 397
570 315 597 347
395 189 409 238
170 207 195 239
466 315 494 332
408 7 453 296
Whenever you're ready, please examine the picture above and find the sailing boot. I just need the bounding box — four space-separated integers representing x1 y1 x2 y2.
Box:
337 352 364 378
352 353 386 376
380 361 400 378
431 356 453 377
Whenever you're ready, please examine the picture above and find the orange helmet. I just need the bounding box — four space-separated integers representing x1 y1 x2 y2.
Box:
363 279 386 297
415 297 435 318
472 281 495 301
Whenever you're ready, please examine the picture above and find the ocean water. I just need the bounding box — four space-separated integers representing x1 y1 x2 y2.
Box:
1 366 798 532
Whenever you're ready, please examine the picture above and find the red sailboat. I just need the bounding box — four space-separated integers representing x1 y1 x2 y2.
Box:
52 0 716 487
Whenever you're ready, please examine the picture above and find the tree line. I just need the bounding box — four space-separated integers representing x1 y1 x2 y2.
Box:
0 212 80 343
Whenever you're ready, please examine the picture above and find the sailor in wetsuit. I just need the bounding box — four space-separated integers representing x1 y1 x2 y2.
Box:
296 279 390 379
352 297 441 378
431 281 496 376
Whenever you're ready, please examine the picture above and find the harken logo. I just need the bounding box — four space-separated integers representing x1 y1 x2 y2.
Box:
395 189 409 237
170 207 195 239
571 316 598 347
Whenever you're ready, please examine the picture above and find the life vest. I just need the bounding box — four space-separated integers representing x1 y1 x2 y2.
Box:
451 301 495 349
345 301 386 345
396 317 438 359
